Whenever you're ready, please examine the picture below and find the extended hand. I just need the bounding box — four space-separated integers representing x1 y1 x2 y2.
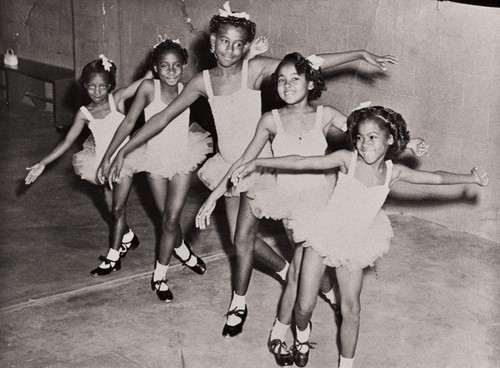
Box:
363 52 398 71
96 160 111 185
195 198 217 230
107 154 125 189
25 163 46 185
408 138 429 157
248 36 269 58
472 167 489 187
230 161 257 187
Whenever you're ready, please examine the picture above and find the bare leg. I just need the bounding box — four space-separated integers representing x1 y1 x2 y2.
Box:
157 173 192 265
295 247 326 332
146 174 168 213
109 176 135 251
224 195 286 274
335 265 363 359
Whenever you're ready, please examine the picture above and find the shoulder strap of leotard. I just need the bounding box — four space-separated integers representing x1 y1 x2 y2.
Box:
108 94 117 112
241 60 249 89
384 160 393 186
203 70 214 99
314 105 324 129
347 150 358 177
154 79 161 100
271 109 284 134
79 106 94 121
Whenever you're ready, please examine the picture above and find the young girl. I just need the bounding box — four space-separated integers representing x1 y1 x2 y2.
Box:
106 1 397 337
195 53 428 365
25 56 151 263
230 106 489 368
93 39 212 301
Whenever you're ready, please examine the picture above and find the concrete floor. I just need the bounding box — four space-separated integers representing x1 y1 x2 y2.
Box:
0 105 499 368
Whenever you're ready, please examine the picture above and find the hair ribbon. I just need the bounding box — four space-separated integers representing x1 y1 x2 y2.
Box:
305 54 324 70
219 1 250 20
350 101 372 112
99 54 113 71
154 34 181 49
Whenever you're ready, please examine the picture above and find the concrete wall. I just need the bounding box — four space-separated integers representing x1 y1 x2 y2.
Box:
2 0 499 242
0 0 74 69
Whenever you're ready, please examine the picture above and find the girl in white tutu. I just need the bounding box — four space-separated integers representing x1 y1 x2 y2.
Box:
93 38 212 301
107 1 398 338
25 56 151 258
230 106 489 368
196 53 427 366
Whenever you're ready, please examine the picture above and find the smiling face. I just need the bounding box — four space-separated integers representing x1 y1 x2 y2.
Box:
211 25 249 67
355 119 394 164
276 62 313 105
154 50 184 86
84 72 111 104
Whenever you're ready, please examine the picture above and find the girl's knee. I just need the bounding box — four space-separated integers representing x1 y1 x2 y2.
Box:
111 203 126 219
341 299 361 323
161 213 181 233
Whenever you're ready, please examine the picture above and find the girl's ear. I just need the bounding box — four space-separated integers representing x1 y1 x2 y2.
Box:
153 65 158 73
387 134 395 145
210 34 216 52
307 81 314 91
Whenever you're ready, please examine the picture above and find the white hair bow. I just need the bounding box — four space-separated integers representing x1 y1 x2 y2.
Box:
350 101 372 112
306 54 324 70
219 1 250 20
154 34 181 48
99 54 114 71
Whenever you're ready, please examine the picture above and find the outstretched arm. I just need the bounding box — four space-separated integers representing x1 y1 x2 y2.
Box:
231 149 352 188
97 80 152 184
394 165 489 186
25 111 87 184
108 75 205 182
195 114 274 229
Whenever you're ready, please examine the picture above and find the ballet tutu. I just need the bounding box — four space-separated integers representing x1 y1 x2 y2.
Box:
250 180 333 225
121 124 212 179
291 208 394 272
73 136 135 185
198 154 275 198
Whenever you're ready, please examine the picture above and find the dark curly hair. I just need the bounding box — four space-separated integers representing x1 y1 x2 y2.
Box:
79 58 117 91
271 52 326 101
148 39 189 70
347 106 410 159
209 14 256 42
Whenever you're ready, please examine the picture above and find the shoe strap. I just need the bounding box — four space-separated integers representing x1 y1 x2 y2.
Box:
269 339 290 354
294 340 316 351
98 255 117 265
225 307 246 318
153 279 168 290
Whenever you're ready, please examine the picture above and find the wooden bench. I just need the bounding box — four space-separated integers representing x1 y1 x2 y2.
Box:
1 55 76 130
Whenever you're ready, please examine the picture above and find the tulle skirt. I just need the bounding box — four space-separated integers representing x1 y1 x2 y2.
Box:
122 124 212 179
198 154 275 198
72 136 135 185
292 208 394 272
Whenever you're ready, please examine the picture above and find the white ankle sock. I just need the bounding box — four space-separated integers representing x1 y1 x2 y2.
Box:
295 324 311 353
99 248 120 268
323 287 337 305
121 229 134 244
153 261 169 282
175 241 197 267
339 355 354 368
276 261 290 282
270 317 290 341
227 292 246 326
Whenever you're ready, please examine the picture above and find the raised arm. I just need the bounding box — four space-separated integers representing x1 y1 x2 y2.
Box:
98 80 152 183
393 165 489 186
195 113 275 229
25 111 87 184
108 74 205 182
